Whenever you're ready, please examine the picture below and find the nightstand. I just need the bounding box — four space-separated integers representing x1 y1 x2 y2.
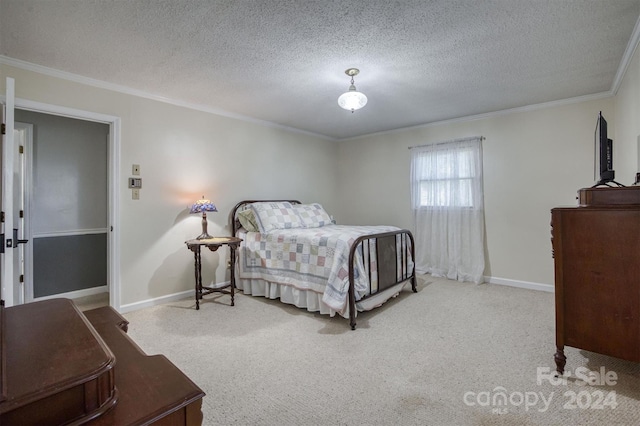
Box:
185 236 243 310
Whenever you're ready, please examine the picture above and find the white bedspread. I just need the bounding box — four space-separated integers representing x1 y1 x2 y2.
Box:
237 224 403 314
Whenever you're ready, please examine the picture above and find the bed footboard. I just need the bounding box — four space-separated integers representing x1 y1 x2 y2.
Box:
348 230 417 330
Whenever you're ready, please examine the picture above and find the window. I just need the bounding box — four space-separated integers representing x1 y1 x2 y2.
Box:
409 136 486 283
411 138 483 210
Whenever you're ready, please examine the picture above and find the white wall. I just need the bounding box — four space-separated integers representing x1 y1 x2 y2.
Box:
336 97 616 287
1 63 338 308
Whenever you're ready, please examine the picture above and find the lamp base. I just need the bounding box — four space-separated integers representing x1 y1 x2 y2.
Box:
195 212 213 240
195 232 214 240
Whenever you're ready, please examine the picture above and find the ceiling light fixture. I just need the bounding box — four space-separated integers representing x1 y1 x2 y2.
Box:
337 68 367 113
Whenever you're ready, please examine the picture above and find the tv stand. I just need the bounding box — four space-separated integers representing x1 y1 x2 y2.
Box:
551 186 640 375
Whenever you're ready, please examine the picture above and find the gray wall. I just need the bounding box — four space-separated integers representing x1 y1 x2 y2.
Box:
33 233 107 297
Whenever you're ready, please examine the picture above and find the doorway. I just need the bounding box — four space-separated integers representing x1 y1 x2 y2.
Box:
15 110 109 303
0 95 121 311
2 78 121 310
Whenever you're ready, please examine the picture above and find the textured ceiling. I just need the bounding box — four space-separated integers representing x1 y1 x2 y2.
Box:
1 0 639 140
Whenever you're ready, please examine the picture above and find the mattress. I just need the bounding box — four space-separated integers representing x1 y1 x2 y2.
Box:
236 224 412 316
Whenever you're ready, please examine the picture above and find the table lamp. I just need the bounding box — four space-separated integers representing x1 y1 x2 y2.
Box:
190 196 217 240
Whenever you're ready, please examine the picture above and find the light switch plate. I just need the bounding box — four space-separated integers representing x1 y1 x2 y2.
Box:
132 164 140 175
132 189 140 200
128 178 142 188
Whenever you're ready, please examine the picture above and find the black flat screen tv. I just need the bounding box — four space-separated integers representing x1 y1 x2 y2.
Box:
594 111 615 186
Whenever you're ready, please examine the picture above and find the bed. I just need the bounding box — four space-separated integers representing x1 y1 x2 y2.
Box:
230 200 416 329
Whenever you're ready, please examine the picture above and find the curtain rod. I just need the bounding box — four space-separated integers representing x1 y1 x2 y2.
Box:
408 135 485 150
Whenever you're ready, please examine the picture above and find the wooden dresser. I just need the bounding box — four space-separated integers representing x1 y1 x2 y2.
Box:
0 299 205 425
551 186 640 374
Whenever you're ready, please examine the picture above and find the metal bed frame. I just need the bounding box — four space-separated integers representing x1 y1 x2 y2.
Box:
230 200 417 329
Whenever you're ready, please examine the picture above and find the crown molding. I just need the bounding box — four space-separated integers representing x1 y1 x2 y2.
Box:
2 47 632 143
611 14 640 95
0 55 335 141
341 91 614 142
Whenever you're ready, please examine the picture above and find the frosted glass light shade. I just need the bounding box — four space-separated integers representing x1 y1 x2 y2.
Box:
338 86 368 112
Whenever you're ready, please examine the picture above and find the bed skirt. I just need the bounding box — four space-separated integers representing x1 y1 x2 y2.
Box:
235 277 410 319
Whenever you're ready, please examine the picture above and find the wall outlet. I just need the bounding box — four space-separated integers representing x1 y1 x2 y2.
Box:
132 188 140 200
132 164 140 175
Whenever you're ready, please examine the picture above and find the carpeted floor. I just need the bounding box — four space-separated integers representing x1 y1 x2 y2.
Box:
124 275 640 425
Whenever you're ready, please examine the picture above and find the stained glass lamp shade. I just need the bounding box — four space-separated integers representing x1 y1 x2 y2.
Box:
190 197 217 240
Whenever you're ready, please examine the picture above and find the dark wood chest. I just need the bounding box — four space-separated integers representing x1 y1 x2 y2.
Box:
551 186 640 373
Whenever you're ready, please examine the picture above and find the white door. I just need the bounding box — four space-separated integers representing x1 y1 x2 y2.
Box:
13 122 31 304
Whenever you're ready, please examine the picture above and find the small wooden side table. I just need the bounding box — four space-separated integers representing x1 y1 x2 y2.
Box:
185 236 243 310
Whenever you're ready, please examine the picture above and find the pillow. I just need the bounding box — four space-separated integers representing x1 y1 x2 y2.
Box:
251 202 304 233
294 203 332 228
237 208 259 232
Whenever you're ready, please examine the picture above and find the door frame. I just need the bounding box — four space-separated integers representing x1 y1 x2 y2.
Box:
10 98 121 311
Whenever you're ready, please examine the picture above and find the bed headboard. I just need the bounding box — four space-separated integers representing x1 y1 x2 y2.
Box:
230 200 302 236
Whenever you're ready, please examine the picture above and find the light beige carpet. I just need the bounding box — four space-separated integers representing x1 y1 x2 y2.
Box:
124 276 640 425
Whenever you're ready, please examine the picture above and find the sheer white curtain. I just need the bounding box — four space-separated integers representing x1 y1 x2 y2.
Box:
410 137 485 284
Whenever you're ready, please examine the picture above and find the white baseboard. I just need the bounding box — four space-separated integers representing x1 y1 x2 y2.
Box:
485 276 554 293
119 289 194 313
34 285 108 302
118 280 234 313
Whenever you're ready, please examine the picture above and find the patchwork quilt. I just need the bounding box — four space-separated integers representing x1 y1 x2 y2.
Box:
237 224 406 313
